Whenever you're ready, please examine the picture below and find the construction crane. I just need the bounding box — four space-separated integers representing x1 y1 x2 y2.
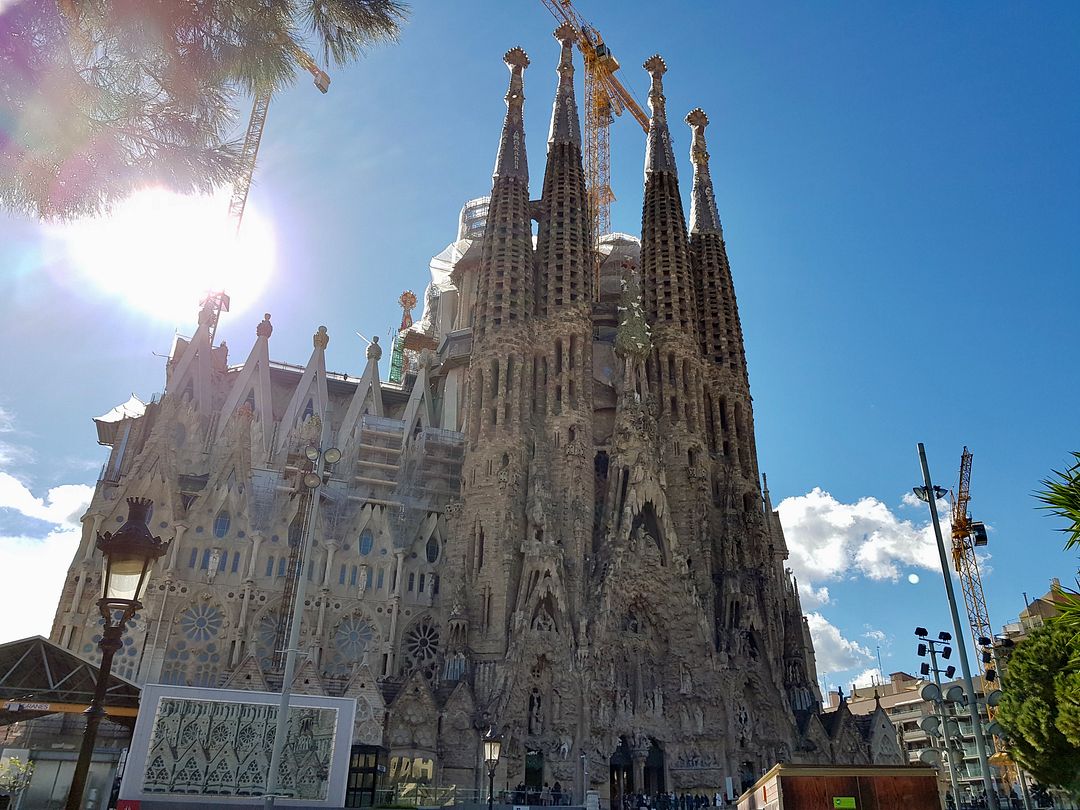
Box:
203 45 328 349
950 447 994 675
951 448 1022 791
227 45 331 234
539 0 649 298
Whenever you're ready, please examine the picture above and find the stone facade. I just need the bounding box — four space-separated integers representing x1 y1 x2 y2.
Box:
50 33 901 806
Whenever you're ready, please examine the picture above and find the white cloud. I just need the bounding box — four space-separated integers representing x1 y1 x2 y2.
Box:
806 612 874 675
0 528 82 639
0 409 95 642
900 491 924 509
864 628 887 644
853 667 883 688
777 487 943 586
0 472 93 527
800 584 832 609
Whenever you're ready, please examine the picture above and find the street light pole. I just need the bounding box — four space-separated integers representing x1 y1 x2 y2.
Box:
65 498 168 810
917 443 999 810
926 640 962 804
65 625 122 810
264 428 340 809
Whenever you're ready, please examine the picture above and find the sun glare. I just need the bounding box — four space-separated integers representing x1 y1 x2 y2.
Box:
47 188 275 324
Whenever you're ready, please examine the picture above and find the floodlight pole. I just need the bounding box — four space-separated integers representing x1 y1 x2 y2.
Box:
264 428 329 809
918 443 999 810
927 640 962 803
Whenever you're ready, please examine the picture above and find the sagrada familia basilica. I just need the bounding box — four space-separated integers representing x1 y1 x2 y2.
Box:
51 26 901 805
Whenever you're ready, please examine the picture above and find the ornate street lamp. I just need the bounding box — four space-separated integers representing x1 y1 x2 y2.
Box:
65 498 169 810
483 727 503 810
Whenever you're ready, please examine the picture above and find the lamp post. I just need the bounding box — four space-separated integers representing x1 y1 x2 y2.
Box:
916 628 962 804
264 439 341 809
914 443 999 810
65 498 169 810
483 728 502 810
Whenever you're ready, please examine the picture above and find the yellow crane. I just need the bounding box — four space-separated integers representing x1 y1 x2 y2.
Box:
228 46 331 234
952 448 1022 791
539 0 649 297
951 447 993 669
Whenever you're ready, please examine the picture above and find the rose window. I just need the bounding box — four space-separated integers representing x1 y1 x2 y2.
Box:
402 617 440 680
324 616 377 676
180 603 223 642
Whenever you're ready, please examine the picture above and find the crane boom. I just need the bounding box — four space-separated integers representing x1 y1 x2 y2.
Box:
539 0 649 296
951 447 993 668
227 46 331 234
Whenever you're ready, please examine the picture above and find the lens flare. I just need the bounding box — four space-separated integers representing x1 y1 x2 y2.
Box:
45 188 275 323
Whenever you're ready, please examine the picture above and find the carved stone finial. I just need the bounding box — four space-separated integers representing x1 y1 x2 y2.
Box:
644 54 667 80
256 313 273 338
504 47 530 70
313 325 329 350
366 334 382 361
686 107 709 129
554 22 576 45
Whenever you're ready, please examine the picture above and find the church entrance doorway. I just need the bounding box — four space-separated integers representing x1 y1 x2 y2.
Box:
643 740 665 795
609 738 633 810
525 749 544 804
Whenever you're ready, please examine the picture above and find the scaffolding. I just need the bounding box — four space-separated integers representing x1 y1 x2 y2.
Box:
351 415 406 507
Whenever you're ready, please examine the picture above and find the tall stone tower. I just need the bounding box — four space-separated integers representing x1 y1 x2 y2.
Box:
50 31 900 808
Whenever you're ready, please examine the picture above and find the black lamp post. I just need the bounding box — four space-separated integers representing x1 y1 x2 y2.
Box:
65 498 169 810
483 727 502 810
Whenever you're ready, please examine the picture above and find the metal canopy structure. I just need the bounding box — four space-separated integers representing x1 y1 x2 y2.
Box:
0 636 140 727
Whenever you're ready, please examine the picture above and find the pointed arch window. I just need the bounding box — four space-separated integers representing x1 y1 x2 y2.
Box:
231 553 241 574
359 530 374 556
426 535 439 563
266 556 275 577
277 558 286 577
213 510 230 538
339 564 347 585
200 549 211 570
188 548 198 568
303 398 314 420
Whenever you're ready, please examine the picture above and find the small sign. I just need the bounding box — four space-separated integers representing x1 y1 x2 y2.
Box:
833 799 856 809
4 702 49 712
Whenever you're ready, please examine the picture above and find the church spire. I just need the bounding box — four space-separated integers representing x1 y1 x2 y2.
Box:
686 107 746 376
644 55 677 177
548 22 581 148
493 47 530 181
686 108 723 236
475 48 534 342
640 54 696 332
535 26 591 316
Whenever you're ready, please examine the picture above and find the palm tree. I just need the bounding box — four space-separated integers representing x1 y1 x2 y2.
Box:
0 0 408 220
1037 451 1080 634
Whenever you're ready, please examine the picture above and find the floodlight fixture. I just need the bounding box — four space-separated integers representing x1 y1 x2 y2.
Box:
915 627 929 638
305 445 320 462
945 666 956 679
322 447 342 465
942 646 952 660
303 472 322 489
939 631 952 642
917 643 927 657
920 662 930 677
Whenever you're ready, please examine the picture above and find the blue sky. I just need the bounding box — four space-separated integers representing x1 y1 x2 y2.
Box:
1 1 1078 692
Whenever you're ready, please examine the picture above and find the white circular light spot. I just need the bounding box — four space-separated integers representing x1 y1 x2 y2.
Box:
46 188 275 323
908 573 920 584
